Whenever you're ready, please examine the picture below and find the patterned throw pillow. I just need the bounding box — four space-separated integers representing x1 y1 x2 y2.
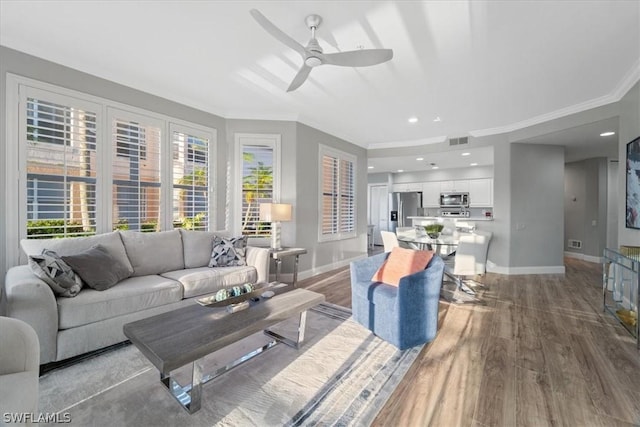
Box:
29 249 83 297
208 236 247 267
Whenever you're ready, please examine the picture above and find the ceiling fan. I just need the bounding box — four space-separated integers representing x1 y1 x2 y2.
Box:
250 9 393 92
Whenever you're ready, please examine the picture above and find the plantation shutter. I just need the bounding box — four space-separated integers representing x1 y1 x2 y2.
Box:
172 130 210 231
321 154 339 235
319 146 356 240
26 97 98 238
241 144 274 237
111 117 162 232
339 158 355 233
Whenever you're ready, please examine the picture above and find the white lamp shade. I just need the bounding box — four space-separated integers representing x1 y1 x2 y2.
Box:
259 203 292 222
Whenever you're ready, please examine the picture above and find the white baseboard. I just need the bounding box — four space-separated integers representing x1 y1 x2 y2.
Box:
296 253 369 282
486 261 566 275
564 251 603 264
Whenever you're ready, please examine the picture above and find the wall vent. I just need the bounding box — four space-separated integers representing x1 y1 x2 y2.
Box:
568 239 582 249
449 136 469 146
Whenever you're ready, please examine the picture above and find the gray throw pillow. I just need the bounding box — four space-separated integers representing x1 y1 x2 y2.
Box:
208 236 247 267
62 244 131 291
29 249 83 297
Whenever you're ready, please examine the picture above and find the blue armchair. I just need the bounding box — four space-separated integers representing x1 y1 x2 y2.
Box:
350 252 445 350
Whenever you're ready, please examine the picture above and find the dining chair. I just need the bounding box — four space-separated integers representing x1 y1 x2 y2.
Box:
443 230 493 301
380 230 400 252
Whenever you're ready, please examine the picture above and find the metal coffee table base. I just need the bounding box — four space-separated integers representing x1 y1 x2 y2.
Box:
159 311 308 414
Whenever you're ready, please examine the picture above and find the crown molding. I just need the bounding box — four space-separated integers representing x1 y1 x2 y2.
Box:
469 60 640 139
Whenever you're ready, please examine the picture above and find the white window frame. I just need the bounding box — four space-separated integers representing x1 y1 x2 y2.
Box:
169 122 216 232
318 144 357 242
5 73 217 268
233 133 281 244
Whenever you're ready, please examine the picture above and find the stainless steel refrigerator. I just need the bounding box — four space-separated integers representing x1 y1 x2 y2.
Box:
389 191 423 233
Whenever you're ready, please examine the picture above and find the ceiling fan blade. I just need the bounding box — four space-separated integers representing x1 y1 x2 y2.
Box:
287 65 312 92
250 9 306 57
321 49 393 67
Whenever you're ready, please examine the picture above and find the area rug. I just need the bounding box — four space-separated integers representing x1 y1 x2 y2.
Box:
38 303 422 426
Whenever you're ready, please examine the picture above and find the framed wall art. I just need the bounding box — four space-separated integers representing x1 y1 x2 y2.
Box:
626 136 640 229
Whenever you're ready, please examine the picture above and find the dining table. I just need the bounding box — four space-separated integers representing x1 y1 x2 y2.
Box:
396 228 460 256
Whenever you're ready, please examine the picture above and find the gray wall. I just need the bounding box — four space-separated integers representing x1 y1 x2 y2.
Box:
0 46 368 286
0 46 228 287
618 81 640 247
368 172 390 185
564 158 608 258
509 143 565 268
296 123 368 276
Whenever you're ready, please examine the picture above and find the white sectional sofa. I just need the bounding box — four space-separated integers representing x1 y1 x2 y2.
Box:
3 229 270 365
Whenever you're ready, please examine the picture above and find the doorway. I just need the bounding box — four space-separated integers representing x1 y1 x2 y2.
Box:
369 184 388 246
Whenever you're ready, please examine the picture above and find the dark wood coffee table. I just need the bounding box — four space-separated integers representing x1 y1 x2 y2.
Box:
123 287 325 413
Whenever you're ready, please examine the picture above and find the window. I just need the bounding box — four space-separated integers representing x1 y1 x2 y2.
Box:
172 126 212 231
235 134 280 238
25 97 98 238
8 75 217 264
111 114 162 232
319 145 356 241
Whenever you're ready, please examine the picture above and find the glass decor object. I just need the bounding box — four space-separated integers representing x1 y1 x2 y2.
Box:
603 247 639 349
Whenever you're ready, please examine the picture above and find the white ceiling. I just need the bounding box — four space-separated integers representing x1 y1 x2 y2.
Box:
1 1 638 171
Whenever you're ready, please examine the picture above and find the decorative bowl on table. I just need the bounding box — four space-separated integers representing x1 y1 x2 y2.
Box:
424 224 444 239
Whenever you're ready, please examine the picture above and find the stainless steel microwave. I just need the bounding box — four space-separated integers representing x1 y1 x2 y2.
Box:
439 192 469 208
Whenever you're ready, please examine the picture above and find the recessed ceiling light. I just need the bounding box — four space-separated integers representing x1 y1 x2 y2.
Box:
600 131 615 137
470 163 478 166
408 116 418 124
416 157 424 161
397 169 404 172
368 166 374 169
432 166 439 170
461 152 471 156
433 116 442 122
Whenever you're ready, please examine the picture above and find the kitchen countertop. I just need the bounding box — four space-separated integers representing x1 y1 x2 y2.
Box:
408 216 494 221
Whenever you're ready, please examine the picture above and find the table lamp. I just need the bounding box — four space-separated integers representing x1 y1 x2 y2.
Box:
259 203 292 250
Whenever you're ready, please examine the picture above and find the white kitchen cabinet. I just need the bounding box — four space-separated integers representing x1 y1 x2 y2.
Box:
392 182 422 192
422 181 441 207
391 183 407 192
440 180 470 193
469 178 493 207
405 182 423 192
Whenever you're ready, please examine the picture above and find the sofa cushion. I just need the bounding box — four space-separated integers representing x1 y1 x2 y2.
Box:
57 275 183 329
179 229 230 268
20 231 133 276
208 236 247 267
62 244 132 291
161 266 257 298
120 230 184 276
28 249 83 297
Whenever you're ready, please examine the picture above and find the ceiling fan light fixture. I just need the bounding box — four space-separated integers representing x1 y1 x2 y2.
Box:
305 56 323 67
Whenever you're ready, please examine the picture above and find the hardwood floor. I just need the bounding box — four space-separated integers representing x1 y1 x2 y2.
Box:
297 255 640 427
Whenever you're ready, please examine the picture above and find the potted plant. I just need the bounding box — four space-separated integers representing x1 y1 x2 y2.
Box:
424 223 444 238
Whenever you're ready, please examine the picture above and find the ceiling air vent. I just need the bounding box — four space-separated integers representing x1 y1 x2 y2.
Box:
449 136 469 146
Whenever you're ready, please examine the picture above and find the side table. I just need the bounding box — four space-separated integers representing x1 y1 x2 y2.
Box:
270 247 307 287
